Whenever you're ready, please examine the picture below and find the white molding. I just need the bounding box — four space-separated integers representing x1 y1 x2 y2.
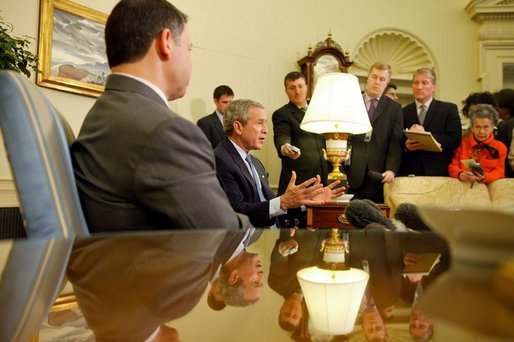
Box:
0 179 19 207
350 28 436 80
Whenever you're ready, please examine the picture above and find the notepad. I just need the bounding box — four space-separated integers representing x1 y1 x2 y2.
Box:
402 253 441 276
404 130 442 152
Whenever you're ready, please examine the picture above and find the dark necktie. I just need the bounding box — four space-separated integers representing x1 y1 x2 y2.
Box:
245 155 266 202
368 98 378 119
418 104 427 125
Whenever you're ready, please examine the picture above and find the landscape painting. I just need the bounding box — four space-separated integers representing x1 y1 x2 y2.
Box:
37 0 109 97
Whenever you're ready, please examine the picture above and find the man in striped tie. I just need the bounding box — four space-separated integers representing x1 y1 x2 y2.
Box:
214 99 344 228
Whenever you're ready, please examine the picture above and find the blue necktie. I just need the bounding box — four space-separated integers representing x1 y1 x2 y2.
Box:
245 155 266 202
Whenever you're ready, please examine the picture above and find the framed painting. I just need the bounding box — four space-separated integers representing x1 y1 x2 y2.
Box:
37 0 109 97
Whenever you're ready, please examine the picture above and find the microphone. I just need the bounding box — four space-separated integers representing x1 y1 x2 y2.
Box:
394 202 431 231
344 199 396 230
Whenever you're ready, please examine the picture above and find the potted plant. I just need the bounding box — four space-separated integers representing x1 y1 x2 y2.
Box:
0 15 39 77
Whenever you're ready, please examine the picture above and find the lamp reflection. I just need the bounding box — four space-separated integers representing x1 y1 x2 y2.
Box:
297 266 368 335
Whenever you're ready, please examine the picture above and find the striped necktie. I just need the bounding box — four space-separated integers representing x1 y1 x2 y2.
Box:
245 155 266 202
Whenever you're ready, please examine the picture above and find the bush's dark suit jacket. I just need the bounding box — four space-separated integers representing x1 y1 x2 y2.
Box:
214 138 276 228
399 100 462 176
71 74 249 232
196 111 224 148
347 95 404 201
272 102 329 195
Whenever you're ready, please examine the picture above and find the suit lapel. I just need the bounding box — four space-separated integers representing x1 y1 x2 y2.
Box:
422 101 436 128
288 102 305 124
370 97 387 124
212 113 224 140
223 140 257 191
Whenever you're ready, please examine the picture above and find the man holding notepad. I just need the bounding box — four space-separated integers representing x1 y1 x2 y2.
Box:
398 68 462 176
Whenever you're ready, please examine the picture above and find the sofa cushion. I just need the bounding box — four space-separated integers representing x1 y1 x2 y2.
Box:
384 176 492 216
488 179 514 207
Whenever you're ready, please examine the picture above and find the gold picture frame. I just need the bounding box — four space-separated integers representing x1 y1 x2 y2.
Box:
37 0 109 97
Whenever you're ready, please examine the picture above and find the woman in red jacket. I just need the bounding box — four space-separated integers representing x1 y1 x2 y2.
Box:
449 104 507 185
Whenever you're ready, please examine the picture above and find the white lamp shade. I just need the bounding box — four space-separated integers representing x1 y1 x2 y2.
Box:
300 72 371 134
297 266 369 335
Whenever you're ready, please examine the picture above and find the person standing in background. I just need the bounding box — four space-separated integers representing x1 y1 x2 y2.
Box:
384 82 399 102
197 85 234 148
398 68 462 176
272 71 329 228
346 62 404 203
494 88 514 177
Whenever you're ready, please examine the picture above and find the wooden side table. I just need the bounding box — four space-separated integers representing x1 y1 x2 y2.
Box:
306 202 390 229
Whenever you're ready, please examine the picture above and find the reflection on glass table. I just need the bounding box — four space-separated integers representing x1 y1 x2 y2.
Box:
3 227 514 341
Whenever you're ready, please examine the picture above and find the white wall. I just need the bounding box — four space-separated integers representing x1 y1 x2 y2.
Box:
1 0 480 192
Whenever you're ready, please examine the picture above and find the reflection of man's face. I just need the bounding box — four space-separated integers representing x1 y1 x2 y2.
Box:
285 78 308 108
237 251 264 302
279 293 303 329
409 308 433 340
362 307 386 340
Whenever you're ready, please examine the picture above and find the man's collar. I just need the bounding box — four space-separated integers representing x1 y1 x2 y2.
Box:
415 98 433 108
228 137 250 161
112 72 168 105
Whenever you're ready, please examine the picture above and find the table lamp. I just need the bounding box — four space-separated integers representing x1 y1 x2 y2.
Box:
300 72 371 187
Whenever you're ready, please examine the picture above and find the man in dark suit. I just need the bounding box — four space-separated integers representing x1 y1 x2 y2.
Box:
398 68 462 176
214 99 342 228
272 72 329 227
71 0 250 233
196 85 234 148
346 62 404 203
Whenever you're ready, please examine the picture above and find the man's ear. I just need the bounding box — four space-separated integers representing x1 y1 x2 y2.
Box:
228 269 239 285
233 121 243 135
157 28 173 60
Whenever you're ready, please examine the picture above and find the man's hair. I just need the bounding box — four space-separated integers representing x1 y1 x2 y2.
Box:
494 88 514 114
413 67 437 85
284 71 306 87
461 91 497 118
105 0 188 68
218 265 259 307
385 82 397 91
213 85 234 100
410 323 434 342
278 315 298 332
224 99 265 136
368 62 392 77
207 291 226 311
468 103 499 126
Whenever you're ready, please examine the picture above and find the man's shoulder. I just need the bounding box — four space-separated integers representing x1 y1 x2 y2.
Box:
213 139 232 159
403 102 416 112
432 99 458 112
196 112 216 125
272 103 294 116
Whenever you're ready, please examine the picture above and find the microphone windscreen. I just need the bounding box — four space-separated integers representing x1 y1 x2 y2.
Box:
345 199 396 230
394 202 431 231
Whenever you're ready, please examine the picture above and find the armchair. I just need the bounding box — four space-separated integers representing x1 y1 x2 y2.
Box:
0 70 89 341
